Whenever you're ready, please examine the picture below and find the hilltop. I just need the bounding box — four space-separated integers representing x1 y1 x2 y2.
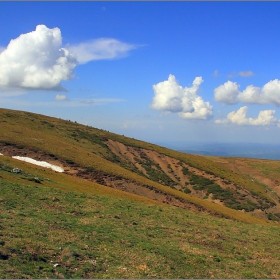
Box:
0 108 280 278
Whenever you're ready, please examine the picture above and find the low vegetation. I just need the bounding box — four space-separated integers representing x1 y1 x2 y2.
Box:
0 108 279 222
1 178 280 278
1 108 280 277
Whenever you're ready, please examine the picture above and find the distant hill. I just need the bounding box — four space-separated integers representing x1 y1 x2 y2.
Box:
175 142 280 160
156 141 280 160
1 108 280 278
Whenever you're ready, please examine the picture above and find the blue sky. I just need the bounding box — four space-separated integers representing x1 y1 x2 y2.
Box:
1 2 280 145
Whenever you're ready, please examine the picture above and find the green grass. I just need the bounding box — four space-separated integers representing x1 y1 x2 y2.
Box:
0 136 280 279
0 108 279 224
0 108 280 278
1 180 280 278
248 160 280 182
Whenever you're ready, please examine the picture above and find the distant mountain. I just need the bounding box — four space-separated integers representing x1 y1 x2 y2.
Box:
160 141 280 160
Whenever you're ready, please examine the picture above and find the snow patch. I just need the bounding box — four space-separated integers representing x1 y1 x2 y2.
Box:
0 153 3 156
12 156 64 172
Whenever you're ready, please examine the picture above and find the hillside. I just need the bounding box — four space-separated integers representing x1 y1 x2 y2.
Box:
1 108 280 278
1 169 279 278
1 108 279 224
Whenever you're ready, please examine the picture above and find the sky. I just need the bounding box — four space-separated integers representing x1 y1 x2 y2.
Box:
1 2 280 145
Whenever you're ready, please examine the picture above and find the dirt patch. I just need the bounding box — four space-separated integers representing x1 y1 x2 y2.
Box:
106 140 148 176
104 140 280 221
0 143 184 206
0 142 212 215
105 140 244 204
2 141 279 221
74 166 205 213
103 178 199 211
216 158 280 196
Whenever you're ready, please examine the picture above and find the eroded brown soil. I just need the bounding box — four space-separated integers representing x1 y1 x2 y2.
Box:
1 140 280 220
0 142 203 213
105 140 280 221
105 139 253 204
215 157 280 195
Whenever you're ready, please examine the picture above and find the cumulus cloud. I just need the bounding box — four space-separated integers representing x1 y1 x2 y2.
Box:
0 25 139 93
80 98 122 105
150 74 212 120
214 79 280 106
215 106 278 126
0 25 77 91
214 81 239 104
55 94 69 101
237 85 262 103
67 38 138 64
260 79 280 105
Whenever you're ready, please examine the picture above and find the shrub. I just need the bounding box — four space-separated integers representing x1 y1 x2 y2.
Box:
183 187 191 194
189 174 214 186
182 167 190 175
66 159 75 165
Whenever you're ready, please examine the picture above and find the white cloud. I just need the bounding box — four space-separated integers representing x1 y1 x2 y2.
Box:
238 71 254 77
0 89 26 97
215 106 278 126
179 97 213 120
0 25 77 91
0 25 139 95
214 81 239 104
260 79 280 105
228 71 255 78
237 85 262 104
215 79 280 106
67 38 138 64
55 94 69 101
150 75 212 120
80 98 123 105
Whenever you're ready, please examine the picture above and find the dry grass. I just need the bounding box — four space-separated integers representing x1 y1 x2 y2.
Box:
0 173 280 278
0 108 279 225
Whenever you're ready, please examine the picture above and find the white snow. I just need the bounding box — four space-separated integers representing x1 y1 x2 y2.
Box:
12 156 64 172
0 153 3 156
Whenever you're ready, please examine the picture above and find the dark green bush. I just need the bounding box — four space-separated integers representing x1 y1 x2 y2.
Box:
183 187 191 194
66 159 75 165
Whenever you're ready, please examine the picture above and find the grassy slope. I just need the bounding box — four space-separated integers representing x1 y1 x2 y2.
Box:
0 158 280 278
1 108 280 278
0 108 278 225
